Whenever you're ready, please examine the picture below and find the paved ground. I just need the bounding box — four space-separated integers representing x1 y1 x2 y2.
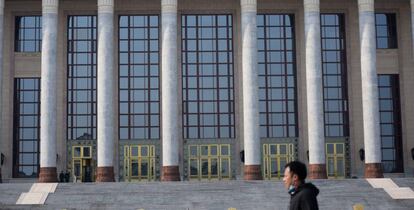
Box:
0 179 413 210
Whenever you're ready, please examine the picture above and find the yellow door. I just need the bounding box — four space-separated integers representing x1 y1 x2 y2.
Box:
188 144 231 180
326 143 345 179
124 145 156 181
72 146 93 182
263 143 294 180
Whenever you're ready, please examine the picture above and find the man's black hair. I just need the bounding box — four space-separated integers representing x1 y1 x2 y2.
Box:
285 161 307 181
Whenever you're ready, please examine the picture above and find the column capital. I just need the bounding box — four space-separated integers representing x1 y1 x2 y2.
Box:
304 0 319 12
42 0 59 14
98 0 114 13
358 0 374 12
161 0 177 13
241 0 256 12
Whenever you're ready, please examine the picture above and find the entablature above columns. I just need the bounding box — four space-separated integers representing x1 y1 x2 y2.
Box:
304 0 319 12
42 0 58 14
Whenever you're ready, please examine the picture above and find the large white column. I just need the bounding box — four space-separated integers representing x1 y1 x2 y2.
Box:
161 0 180 181
39 0 59 183
358 0 383 178
411 0 414 59
0 0 4 183
96 0 115 182
304 0 326 179
241 0 261 180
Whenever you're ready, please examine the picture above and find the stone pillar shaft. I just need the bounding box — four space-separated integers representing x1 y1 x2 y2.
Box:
358 0 383 178
96 0 115 182
161 0 180 181
241 0 262 180
0 0 3 183
304 0 326 179
39 0 58 183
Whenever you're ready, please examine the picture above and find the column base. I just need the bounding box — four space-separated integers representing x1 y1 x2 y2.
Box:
364 163 384 178
244 165 262 180
38 167 58 183
308 164 327 179
161 166 180 181
96 166 115 182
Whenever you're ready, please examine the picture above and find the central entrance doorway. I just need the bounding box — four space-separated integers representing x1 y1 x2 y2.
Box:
187 144 232 180
123 145 156 181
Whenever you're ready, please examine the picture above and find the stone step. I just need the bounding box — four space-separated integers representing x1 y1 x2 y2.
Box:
1 179 413 210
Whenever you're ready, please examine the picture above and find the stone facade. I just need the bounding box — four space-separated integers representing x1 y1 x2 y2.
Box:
1 0 413 182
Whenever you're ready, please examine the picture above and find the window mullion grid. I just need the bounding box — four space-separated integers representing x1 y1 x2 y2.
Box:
196 15 201 139
127 16 132 140
215 16 220 138
263 15 270 138
147 16 151 139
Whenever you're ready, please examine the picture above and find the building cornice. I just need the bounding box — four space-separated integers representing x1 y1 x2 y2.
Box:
161 0 177 13
304 0 319 13
42 0 59 14
98 0 114 13
241 0 256 12
358 0 374 12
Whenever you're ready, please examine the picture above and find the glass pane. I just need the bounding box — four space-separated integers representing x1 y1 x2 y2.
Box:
211 159 218 176
83 147 91 157
221 159 229 177
141 161 148 176
201 159 209 176
337 158 344 177
131 147 138 157
131 161 138 176
190 159 199 176
74 147 81 158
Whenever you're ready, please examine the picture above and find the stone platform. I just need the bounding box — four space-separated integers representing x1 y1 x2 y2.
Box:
0 179 413 210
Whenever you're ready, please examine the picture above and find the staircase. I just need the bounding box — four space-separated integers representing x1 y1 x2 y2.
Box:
0 179 413 210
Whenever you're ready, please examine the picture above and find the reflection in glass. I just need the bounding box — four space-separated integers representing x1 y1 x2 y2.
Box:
67 16 97 140
257 14 297 138
378 75 403 173
14 78 41 178
15 16 42 52
321 14 349 137
119 15 160 140
375 14 397 49
182 15 235 139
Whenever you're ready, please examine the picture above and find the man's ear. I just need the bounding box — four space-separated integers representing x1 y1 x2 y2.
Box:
292 174 299 182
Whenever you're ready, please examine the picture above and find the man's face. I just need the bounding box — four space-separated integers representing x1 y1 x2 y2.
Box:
283 167 293 189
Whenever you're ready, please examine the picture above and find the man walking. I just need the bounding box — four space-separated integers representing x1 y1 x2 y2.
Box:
283 161 320 210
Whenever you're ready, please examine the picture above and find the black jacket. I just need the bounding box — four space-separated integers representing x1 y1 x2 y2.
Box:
289 183 320 210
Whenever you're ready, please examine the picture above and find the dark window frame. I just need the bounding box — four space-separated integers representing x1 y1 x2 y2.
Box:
378 74 403 173
15 16 42 52
375 13 398 49
320 13 349 137
257 14 298 138
181 14 236 139
67 15 97 140
118 15 161 140
13 78 41 178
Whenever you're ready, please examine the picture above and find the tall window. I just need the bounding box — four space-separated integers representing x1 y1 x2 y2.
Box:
375 13 397 49
13 78 41 178
182 15 235 139
378 74 403 173
257 14 297 138
320 14 349 137
67 16 97 140
119 15 160 139
15 16 42 52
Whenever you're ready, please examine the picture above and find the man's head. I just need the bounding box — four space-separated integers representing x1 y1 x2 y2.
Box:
283 161 307 189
